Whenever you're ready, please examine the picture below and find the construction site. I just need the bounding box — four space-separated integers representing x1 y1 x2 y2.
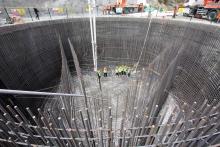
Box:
0 0 219 146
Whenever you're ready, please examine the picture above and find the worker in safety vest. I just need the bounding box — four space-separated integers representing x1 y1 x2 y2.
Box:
121 65 124 75
115 66 119 76
125 65 129 75
122 65 126 75
124 65 128 75
120 65 123 75
97 69 102 90
118 66 123 75
127 67 131 77
103 67 108 77
97 70 101 80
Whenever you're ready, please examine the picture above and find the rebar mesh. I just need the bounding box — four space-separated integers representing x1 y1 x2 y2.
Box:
0 17 219 146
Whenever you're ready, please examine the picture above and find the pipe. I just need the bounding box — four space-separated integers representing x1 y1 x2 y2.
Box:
0 89 85 97
88 0 96 71
92 0 97 71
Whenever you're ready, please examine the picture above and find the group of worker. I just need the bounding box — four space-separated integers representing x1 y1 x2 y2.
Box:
115 65 131 77
97 65 131 79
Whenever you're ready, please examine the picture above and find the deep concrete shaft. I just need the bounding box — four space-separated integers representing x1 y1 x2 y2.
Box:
0 17 219 146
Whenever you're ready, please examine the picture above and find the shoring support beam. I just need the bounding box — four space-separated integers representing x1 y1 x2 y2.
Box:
92 0 97 72
0 89 85 97
88 0 97 72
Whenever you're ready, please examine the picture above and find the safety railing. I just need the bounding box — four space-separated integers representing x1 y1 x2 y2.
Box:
0 6 219 26
0 6 99 26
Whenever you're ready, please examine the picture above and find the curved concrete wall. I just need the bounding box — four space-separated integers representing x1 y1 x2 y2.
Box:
0 17 219 108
